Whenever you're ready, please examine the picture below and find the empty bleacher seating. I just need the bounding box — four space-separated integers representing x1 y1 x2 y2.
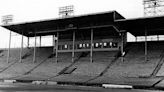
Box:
0 41 164 83
67 51 119 76
102 41 164 78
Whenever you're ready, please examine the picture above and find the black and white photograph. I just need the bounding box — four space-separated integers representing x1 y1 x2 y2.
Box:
0 0 164 92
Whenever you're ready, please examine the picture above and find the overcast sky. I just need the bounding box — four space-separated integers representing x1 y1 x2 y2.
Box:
0 0 143 48
0 0 143 23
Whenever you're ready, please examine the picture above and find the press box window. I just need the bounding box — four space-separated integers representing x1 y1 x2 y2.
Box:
83 44 86 48
86 43 90 48
63 44 68 50
112 42 118 48
94 43 99 48
78 44 82 49
103 43 107 48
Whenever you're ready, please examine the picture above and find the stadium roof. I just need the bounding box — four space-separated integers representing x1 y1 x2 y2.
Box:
1 11 124 37
116 15 164 36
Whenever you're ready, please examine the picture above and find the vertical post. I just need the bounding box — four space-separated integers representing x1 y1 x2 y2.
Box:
56 32 59 63
52 35 55 54
7 31 12 63
72 30 75 62
157 35 159 41
27 37 29 48
135 37 137 42
40 36 42 47
19 31 24 63
33 32 37 63
2 15 13 63
145 28 148 62
90 29 93 63
121 32 124 62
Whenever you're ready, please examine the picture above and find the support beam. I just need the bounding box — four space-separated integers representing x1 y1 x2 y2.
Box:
39 36 42 47
52 35 55 54
72 30 75 62
7 31 12 63
121 32 124 62
135 37 137 42
145 28 148 62
56 32 59 63
90 29 93 63
19 31 24 63
33 32 37 63
27 37 29 48
157 35 159 41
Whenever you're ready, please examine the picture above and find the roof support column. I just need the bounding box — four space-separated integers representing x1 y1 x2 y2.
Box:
52 35 55 54
7 31 12 63
56 32 59 63
27 37 30 48
19 31 24 63
33 32 37 63
157 35 159 41
72 30 75 62
90 28 93 63
39 36 42 47
121 31 124 62
135 37 137 42
145 28 148 62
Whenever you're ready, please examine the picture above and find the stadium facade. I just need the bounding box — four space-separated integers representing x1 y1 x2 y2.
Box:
2 11 126 63
1 10 164 88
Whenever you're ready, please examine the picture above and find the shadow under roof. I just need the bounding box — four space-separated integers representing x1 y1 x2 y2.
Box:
116 15 164 36
1 11 124 37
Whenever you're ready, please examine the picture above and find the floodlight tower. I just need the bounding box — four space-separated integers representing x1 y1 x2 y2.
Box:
2 15 13 63
59 5 74 18
2 15 13 25
143 0 164 16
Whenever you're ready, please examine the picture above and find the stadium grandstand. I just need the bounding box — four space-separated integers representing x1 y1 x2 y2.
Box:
1 10 164 88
